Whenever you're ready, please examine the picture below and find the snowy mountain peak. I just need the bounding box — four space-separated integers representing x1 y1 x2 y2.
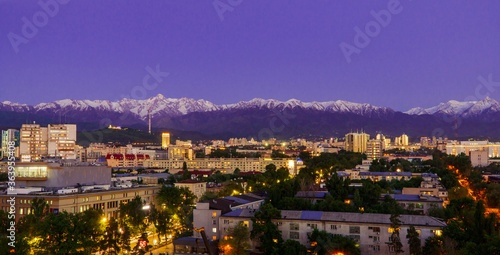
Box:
405 97 500 118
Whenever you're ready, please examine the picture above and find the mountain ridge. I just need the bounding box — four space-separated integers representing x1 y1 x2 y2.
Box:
2 95 500 139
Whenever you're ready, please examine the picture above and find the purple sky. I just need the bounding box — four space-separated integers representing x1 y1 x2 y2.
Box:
1 0 499 111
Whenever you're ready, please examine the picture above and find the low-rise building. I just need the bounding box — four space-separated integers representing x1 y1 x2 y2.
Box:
219 209 446 255
0 185 159 221
387 194 443 215
174 179 206 201
145 158 303 175
192 193 265 241
402 187 448 206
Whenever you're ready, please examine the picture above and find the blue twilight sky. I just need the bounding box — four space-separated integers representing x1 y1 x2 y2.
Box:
1 0 499 111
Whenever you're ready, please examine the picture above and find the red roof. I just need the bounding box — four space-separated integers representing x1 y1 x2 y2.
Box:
190 170 213 176
176 179 205 184
106 154 124 160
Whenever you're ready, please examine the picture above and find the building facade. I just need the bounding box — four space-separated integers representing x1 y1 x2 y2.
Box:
345 132 370 153
219 210 446 255
174 179 206 201
145 158 302 175
1 129 20 158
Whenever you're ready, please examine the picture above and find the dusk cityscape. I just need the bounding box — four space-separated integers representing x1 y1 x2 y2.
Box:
1 1 500 254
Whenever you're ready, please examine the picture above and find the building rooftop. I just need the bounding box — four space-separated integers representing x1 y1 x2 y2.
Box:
295 191 329 199
175 179 206 184
222 209 447 228
387 194 443 202
359 172 412 177
198 193 266 214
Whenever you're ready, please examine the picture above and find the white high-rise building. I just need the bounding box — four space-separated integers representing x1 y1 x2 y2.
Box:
20 124 77 162
48 124 77 159
20 124 48 162
345 132 370 153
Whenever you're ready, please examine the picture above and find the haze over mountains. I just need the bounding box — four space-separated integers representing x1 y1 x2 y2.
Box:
2 95 500 140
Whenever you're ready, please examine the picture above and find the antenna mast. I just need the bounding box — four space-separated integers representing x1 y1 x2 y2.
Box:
148 98 152 134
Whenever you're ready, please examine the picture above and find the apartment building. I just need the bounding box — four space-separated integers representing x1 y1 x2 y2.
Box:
219 209 446 255
20 124 77 161
1 129 20 158
345 132 370 153
0 185 159 221
20 124 48 161
446 140 500 158
174 179 206 201
192 193 265 241
366 139 383 160
105 154 150 168
47 124 77 159
145 158 302 175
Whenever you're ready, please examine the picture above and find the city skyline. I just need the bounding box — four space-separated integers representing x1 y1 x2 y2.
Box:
1 1 499 111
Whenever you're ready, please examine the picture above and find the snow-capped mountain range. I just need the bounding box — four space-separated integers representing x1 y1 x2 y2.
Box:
0 94 396 121
405 96 500 118
2 94 500 121
3 95 500 139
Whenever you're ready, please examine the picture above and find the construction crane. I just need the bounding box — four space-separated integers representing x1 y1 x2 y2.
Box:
193 227 214 255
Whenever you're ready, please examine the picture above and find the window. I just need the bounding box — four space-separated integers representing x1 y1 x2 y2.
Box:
290 232 299 239
308 223 318 229
212 212 217 217
416 203 423 209
349 226 360 234
434 230 442 236
290 223 299 230
212 236 216 241
388 228 400 233
212 228 217 233
330 225 338 230
212 220 217 225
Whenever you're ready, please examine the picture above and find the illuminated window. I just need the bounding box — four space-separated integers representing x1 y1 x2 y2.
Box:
212 228 217 233
212 212 217 217
212 236 216 240
434 230 442 236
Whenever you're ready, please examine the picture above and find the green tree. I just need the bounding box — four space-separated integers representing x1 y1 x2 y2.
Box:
100 218 121 254
282 239 307 255
250 203 282 255
326 172 351 201
199 191 219 201
406 225 421 255
181 162 191 180
119 196 148 235
387 210 404 254
219 222 250 255
422 236 445 255
308 229 360 255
